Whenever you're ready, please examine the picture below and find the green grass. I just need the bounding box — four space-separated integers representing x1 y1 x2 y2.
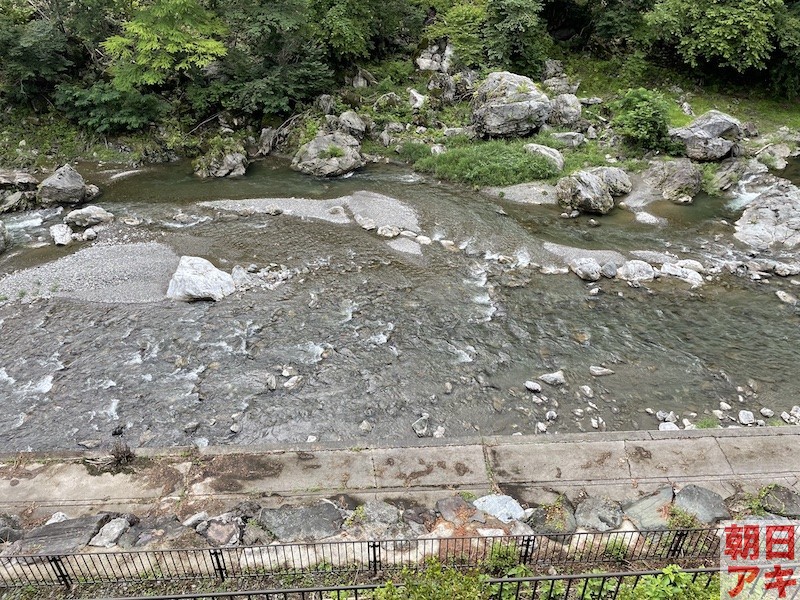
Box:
694 416 720 429
414 140 558 186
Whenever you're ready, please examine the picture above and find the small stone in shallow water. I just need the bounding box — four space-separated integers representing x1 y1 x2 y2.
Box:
412 413 430 437
536 422 548 433
416 235 432 245
738 410 755 425
283 375 303 389
580 385 594 398
719 401 732 411
539 370 566 386
524 380 542 393
659 422 680 431
377 225 401 238
761 407 775 418
359 420 372 433
589 365 614 376
433 426 445 438
546 410 558 421
712 409 725 419
776 290 798 305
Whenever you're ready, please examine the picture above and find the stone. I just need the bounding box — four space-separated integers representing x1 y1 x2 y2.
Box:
761 408 775 418
89 517 130 548
542 75 578 95
735 180 800 250
590 365 614 376
167 256 236 302
587 167 632 196
624 486 673 530
617 260 655 283
669 110 742 161
524 143 564 171
674 485 730 524
0 221 8 254
202 517 241 547
471 71 552 137
416 40 454 73
548 94 582 126
762 486 800 517
182 512 209 528
570 257 602 281
551 132 585 148
430 144 447 156
377 225 401 238
408 88 427 110
2 514 111 558
338 111 366 139
195 152 248 178
50 223 73 246
659 422 680 431
575 497 623 532
37 164 87 205
436 496 474 525
0 514 22 543
524 380 542 393
738 410 755 425
472 494 524 523
255 503 343 542
428 72 456 104
291 132 365 178
758 143 792 170
556 171 614 214
660 263 704 287
643 159 702 204
64 205 114 228
412 413 430 437
776 291 798 306
539 370 566 386
526 499 577 537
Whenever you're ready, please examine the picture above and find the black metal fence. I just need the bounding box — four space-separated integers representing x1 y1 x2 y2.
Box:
90 567 720 600
0 527 722 589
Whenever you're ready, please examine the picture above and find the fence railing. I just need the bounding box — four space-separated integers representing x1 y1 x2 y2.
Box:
90 567 720 600
0 527 722 589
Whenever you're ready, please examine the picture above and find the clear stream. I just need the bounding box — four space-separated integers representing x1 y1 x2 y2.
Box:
0 159 798 451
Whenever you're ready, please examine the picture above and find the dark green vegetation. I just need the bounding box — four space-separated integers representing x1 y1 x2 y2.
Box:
0 0 799 170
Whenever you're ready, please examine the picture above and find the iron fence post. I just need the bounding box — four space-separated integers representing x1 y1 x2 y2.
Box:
520 535 535 564
209 548 227 582
47 555 71 589
368 541 381 574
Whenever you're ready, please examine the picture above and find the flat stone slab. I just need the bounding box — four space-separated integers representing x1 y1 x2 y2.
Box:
623 485 673 530
575 497 623 532
2 514 110 557
761 485 800 517
255 503 343 542
717 434 800 475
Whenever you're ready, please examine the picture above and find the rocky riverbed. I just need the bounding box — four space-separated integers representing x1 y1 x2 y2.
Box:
1 158 800 452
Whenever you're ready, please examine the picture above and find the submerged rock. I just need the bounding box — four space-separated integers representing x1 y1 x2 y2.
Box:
64 205 114 228
167 256 235 302
195 152 248 178
617 260 655 283
472 71 551 137
0 221 8 254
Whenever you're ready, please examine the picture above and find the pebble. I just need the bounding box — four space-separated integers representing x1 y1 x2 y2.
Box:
284 375 303 389
580 385 594 399
760 407 775 418
589 365 614 376
359 420 372 433
719 401 732 411
433 425 445 438
377 225 401 238
572 408 584 417
524 380 542 393
536 422 548 433
306 435 318 443
712 409 725 419
545 410 558 421
444 381 453 394
589 287 601 296
738 410 755 425
645 408 655 415
776 290 798 305
412 413 430 437
416 235 432 245
659 422 680 431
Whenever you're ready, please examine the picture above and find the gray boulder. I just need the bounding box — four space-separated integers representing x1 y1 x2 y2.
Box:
49 223 73 246
556 171 614 214
472 494 525 523
0 514 22 543
669 110 742 161
195 152 248 178
761 485 800 517
0 169 38 191
617 260 655 282
291 132 365 178
89 517 130 548
552 132 585 148
524 143 564 171
548 94 582 126
472 72 551 137
757 143 793 170
338 111 366 139
674 485 730 524
37 164 87 205
0 191 37 213
526 498 577 537
542 75 579 96
167 256 235 302
257 127 277 156
416 40 454 73
64 205 114 228
255 503 343 542
428 72 456 103
570 257 602 281
643 159 702 204
575 497 623 532
587 167 632 196
735 180 800 250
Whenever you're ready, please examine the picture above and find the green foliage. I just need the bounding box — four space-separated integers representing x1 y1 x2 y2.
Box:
611 87 671 150
373 560 491 600
482 542 520 575
414 141 558 186
427 1 487 67
102 0 228 90
55 82 166 133
646 0 782 72
666 506 701 529
694 415 720 429
320 145 345 158
602 538 629 562
397 142 434 163
484 0 550 74
0 18 71 101
618 565 720 600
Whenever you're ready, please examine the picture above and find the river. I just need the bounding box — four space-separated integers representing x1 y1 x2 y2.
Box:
0 158 798 451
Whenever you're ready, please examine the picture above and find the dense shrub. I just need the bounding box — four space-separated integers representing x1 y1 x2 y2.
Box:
55 82 167 133
610 87 671 150
414 141 558 186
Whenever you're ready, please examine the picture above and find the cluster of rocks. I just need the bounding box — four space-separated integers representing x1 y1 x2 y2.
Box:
4 485 798 566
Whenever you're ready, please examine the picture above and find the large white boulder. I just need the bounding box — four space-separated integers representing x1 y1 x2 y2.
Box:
471 72 551 137
167 256 235 302
291 132 365 178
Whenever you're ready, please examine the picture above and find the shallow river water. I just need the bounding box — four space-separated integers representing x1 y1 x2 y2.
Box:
0 159 798 452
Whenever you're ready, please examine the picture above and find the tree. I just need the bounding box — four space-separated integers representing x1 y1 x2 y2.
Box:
102 0 227 90
484 0 549 73
646 0 783 72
